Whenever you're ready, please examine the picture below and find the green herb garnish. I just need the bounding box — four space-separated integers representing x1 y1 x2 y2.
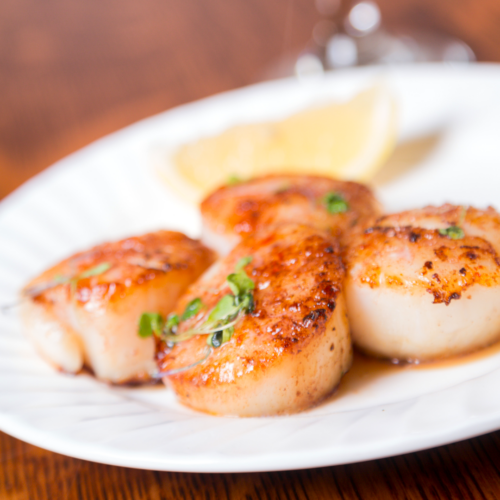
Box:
139 256 255 372
23 262 112 298
70 262 112 293
165 313 180 333
235 256 252 271
181 298 203 320
69 262 112 293
438 226 465 240
227 174 243 185
206 294 238 324
323 192 349 214
208 328 234 348
53 274 71 285
227 269 254 297
77 262 112 279
138 312 164 338
226 257 255 316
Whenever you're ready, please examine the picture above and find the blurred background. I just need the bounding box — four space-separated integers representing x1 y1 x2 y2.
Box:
1 0 499 200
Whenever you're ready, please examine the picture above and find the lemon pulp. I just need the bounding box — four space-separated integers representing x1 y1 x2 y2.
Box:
160 84 397 203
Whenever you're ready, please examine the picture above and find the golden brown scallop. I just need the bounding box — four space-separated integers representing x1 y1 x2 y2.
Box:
200 174 381 255
158 224 352 416
345 205 500 362
20 231 216 383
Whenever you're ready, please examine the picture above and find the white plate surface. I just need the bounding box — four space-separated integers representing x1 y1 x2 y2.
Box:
2 64 500 472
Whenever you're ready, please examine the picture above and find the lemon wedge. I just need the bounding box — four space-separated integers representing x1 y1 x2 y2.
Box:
158 83 397 203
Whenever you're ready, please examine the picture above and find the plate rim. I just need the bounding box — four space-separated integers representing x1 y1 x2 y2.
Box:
2 62 500 472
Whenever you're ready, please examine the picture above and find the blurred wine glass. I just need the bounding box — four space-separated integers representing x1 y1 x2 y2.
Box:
291 0 475 79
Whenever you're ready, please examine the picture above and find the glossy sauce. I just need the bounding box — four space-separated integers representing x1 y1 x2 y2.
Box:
91 333 500 407
415 336 500 370
332 339 500 401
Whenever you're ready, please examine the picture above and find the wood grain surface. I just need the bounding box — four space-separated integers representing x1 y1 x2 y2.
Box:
2 429 500 499
2 0 500 498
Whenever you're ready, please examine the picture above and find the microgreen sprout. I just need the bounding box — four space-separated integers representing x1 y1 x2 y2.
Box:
139 255 255 371
70 262 112 293
181 298 203 320
138 312 164 338
1 262 113 316
323 192 348 214
165 313 180 333
456 205 467 226
438 206 467 240
227 174 244 185
78 262 112 279
22 262 112 299
438 226 465 240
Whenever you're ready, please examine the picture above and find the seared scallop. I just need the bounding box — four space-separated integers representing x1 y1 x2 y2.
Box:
200 174 381 255
158 224 352 416
20 231 215 383
345 205 500 362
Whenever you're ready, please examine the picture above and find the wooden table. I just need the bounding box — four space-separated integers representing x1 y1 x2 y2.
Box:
2 0 500 498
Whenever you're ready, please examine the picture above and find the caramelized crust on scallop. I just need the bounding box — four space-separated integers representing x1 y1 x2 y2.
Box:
159 224 352 416
29 232 214 306
346 226 500 305
344 205 500 361
21 231 216 383
376 204 500 253
201 174 381 254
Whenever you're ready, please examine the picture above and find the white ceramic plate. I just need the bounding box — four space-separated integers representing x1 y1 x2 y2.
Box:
2 64 500 473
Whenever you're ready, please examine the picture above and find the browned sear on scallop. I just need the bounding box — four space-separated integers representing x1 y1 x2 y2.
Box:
159 224 352 417
21 231 216 383
201 174 381 255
